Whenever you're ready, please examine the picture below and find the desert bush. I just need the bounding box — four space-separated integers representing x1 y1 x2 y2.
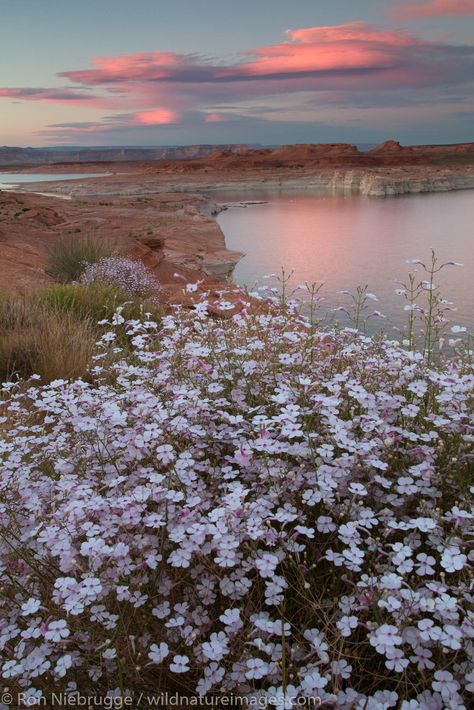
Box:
80 256 159 298
0 293 472 707
0 289 94 383
36 282 121 321
46 232 119 283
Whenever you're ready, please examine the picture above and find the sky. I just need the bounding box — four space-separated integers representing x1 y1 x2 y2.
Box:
0 0 473 147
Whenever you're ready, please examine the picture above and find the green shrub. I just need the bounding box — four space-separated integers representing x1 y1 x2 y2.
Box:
36 283 162 324
36 282 128 322
45 232 119 283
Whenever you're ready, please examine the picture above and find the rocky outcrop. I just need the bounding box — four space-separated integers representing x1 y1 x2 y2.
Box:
201 249 244 278
411 142 474 157
0 189 242 295
370 140 414 155
2 141 473 173
369 141 426 165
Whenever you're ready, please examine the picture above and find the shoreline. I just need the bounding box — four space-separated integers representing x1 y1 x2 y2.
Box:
1 159 474 294
6 164 474 199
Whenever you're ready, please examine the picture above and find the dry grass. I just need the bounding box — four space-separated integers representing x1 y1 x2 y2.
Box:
0 290 31 331
32 311 97 382
0 282 162 384
0 309 96 383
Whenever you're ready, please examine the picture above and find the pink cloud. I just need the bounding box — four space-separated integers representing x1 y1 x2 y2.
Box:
1 22 472 142
57 24 421 88
58 51 203 85
234 23 415 78
52 22 472 96
39 109 180 138
287 25 412 45
205 113 225 123
394 0 474 19
134 108 180 125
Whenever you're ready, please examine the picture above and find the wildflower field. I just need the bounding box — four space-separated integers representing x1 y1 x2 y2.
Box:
0 262 473 708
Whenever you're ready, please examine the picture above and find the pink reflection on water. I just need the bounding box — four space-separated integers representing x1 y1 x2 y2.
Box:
217 190 474 330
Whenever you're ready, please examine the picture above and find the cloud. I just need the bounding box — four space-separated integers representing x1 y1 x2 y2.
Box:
236 23 414 78
205 113 225 123
134 108 180 125
57 51 218 85
56 24 417 86
0 87 110 108
1 21 472 143
42 122 111 135
393 0 474 20
67 23 473 93
40 108 180 135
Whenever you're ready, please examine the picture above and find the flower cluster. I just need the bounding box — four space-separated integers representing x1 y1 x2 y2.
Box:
80 257 159 298
0 294 472 707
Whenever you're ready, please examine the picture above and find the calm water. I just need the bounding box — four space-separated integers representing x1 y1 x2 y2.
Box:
0 172 108 189
217 189 474 332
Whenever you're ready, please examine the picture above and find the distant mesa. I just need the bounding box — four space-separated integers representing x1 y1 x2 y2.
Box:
0 144 253 167
371 140 402 153
155 141 435 172
1 140 473 171
371 140 415 154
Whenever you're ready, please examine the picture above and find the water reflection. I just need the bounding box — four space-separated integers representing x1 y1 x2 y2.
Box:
217 189 474 332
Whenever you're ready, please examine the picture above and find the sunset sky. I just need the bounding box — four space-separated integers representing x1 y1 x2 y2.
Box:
1 0 473 146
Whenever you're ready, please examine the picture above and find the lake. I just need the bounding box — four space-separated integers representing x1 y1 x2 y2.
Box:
0 172 109 189
217 189 474 333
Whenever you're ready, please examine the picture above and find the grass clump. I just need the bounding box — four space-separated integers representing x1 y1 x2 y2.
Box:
0 308 96 383
45 232 119 283
0 282 162 384
36 283 162 339
32 311 97 382
35 282 157 323
0 289 31 332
